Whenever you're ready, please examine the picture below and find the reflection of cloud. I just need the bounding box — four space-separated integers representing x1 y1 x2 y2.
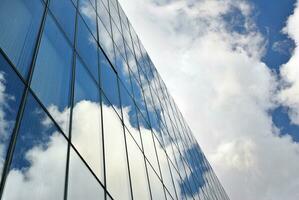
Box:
118 0 299 199
2 99 197 199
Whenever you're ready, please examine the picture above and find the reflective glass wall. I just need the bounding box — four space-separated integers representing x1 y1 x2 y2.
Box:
0 0 230 200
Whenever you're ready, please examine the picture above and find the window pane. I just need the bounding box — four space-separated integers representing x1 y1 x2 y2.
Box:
119 80 141 147
50 0 76 42
71 57 103 181
139 113 160 174
77 16 98 80
155 137 177 199
31 14 72 134
0 0 44 78
147 162 165 200
98 17 114 63
68 147 105 200
99 50 120 111
79 0 97 37
2 93 67 199
126 130 150 200
103 104 131 200
0 53 24 181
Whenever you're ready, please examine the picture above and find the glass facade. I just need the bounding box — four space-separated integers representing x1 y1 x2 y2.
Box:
0 0 230 200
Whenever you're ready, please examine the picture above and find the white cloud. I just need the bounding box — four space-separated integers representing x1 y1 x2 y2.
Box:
279 1 299 125
118 0 299 199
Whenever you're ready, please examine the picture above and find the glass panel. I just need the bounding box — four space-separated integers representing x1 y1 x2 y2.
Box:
68 147 105 200
147 162 165 200
103 104 131 200
79 0 97 37
71 56 103 181
166 189 175 200
98 18 114 63
0 54 24 180
50 0 76 43
97 0 111 36
155 137 177 199
119 80 141 147
2 93 67 199
0 0 44 77
31 14 72 134
77 16 98 80
99 50 120 110
170 163 185 200
126 129 150 200
139 113 160 173
109 2 121 33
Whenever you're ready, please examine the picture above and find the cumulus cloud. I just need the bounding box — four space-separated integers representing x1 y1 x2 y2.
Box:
118 0 299 199
279 1 299 125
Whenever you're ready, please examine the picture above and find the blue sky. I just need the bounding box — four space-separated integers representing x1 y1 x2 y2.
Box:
251 0 299 142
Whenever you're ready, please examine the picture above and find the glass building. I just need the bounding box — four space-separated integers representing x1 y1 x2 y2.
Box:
0 0 229 199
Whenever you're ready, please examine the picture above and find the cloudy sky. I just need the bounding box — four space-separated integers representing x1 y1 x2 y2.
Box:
118 0 299 199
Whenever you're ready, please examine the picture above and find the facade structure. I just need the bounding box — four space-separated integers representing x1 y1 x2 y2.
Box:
0 0 230 199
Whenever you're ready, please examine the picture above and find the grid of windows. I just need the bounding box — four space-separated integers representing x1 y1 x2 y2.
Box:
0 0 230 199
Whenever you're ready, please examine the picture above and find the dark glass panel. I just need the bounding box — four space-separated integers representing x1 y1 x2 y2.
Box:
31 14 72 134
77 16 98 80
99 50 120 111
2 93 67 199
50 0 76 42
0 0 44 78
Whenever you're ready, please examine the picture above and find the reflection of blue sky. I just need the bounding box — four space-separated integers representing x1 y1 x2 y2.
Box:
0 53 24 174
181 145 207 197
10 93 58 170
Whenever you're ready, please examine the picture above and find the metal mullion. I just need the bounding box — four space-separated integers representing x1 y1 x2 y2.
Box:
117 76 134 200
98 43 108 200
63 0 79 198
0 0 50 198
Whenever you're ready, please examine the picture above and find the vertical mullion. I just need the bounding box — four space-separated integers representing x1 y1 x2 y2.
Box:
63 0 79 199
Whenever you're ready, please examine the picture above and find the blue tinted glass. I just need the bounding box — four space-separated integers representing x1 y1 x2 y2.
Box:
50 0 76 42
72 56 104 181
0 53 24 180
99 50 120 110
0 0 44 78
74 57 99 103
31 14 72 133
79 0 97 37
77 17 98 80
119 80 141 147
2 93 67 199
